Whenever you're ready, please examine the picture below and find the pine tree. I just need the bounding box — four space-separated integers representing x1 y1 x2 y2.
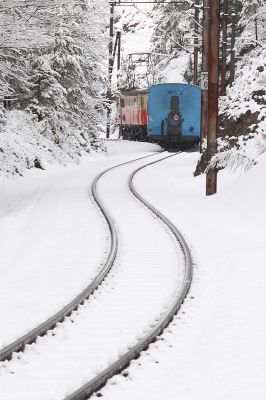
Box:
0 0 108 151
27 54 68 138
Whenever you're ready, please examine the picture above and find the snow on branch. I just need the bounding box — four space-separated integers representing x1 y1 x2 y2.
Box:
0 0 102 49
209 131 266 173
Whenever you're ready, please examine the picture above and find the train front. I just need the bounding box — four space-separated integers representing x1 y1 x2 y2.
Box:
147 83 201 149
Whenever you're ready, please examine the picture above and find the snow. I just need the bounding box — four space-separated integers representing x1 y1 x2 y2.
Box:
0 110 91 178
0 156 108 348
0 142 186 400
0 141 266 399
0 0 265 397
221 44 266 125
161 54 190 83
114 4 192 90
0 141 159 347
116 2 153 55
94 147 266 400
212 43 266 172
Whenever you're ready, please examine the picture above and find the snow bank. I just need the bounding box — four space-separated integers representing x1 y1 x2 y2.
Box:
0 110 94 178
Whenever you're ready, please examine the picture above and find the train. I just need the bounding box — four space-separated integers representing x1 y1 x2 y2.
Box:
117 83 201 149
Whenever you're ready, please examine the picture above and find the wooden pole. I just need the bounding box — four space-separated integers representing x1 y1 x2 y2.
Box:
229 7 236 87
201 0 210 149
221 0 228 96
117 31 121 88
106 3 115 139
206 0 220 196
193 0 200 86
117 31 121 71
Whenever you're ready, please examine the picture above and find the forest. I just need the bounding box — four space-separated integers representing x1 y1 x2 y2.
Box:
0 0 265 176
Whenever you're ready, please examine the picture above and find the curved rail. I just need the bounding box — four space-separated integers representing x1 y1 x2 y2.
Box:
0 152 160 362
64 152 193 400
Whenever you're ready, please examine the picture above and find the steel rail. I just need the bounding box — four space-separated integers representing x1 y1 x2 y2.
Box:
0 152 161 362
64 151 193 400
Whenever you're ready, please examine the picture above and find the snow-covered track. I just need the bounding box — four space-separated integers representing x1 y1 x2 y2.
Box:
0 153 160 363
64 152 193 400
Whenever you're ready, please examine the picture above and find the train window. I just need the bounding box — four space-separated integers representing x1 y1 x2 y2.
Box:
170 96 179 113
120 98 125 108
140 96 144 109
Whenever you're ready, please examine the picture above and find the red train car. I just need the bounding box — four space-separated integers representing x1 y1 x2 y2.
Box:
117 89 148 139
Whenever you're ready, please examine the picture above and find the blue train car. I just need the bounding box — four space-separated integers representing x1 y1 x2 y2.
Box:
147 83 201 148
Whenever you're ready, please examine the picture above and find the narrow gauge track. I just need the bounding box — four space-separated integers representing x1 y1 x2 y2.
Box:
0 152 161 363
64 152 193 400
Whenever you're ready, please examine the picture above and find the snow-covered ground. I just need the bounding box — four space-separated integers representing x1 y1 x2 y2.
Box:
0 142 186 400
0 141 159 347
1 141 265 400
95 146 266 400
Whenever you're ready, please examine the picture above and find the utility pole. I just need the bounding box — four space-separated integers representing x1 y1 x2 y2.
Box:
255 16 258 43
108 3 115 88
117 31 121 71
108 31 122 88
37 75 41 103
193 0 200 86
221 0 228 96
117 31 121 87
106 3 115 139
110 31 121 72
201 0 210 148
229 5 236 87
206 0 220 196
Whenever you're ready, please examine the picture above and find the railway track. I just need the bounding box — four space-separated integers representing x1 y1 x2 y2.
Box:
0 152 160 363
63 151 193 400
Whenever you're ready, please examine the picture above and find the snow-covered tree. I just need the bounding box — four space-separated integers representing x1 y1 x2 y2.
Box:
240 0 264 22
209 40 266 173
27 54 68 137
0 0 108 152
149 1 194 83
235 0 265 54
